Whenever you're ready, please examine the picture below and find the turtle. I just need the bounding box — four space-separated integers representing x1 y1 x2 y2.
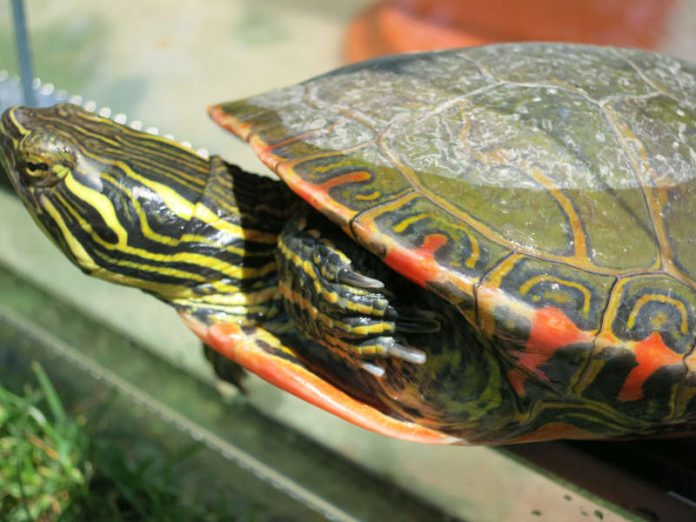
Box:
2 42 696 445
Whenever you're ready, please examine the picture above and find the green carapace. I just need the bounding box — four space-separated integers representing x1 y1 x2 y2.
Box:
2 43 696 444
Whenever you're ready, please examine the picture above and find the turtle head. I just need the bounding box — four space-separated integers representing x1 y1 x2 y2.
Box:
1 105 78 205
1 104 106 270
0 103 212 280
0 104 285 320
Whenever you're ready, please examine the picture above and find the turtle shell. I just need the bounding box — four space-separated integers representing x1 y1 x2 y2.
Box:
211 43 696 440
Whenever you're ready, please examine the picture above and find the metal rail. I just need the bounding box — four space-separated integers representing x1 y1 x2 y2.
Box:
10 0 35 106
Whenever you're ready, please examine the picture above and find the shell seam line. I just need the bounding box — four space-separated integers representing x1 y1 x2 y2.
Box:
570 275 620 395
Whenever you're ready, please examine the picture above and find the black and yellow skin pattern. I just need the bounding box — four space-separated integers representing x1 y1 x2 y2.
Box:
0 104 296 326
3 42 696 445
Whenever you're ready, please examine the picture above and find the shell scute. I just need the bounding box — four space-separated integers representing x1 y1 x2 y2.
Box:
624 48 696 105
609 274 696 355
306 51 492 126
353 191 509 307
287 145 412 214
468 44 657 100
474 256 611 396
494 257 615 332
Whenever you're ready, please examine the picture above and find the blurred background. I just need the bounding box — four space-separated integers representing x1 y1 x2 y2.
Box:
1 1 696 520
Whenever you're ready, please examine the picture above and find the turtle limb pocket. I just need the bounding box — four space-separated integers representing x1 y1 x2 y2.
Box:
180 313 457 444
276 214 438 375
203 342 249 394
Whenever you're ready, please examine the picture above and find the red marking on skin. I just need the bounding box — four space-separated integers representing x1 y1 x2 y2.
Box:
520 307 591 376
179 314 460 445
507 422 598 443
619 332 682 402
506 368 527 398
383 233 448 287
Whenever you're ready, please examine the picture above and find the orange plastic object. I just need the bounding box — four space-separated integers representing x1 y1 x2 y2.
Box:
346 0 676 62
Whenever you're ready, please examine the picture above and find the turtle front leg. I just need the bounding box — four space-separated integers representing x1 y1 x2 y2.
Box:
181 313 456 444
276 214 440 376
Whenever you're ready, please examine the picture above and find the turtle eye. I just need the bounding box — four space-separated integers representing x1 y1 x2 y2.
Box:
21 157 66 188
25 161 50 175
18 132 74 188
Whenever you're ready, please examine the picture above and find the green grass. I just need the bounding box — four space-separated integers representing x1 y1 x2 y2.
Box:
0 363 247 521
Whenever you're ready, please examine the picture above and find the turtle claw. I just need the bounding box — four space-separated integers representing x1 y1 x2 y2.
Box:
394 316 441 334
360 362 386 378
412 309 439 321
387 343 427 365
337 267 384 289
386 307 441 333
